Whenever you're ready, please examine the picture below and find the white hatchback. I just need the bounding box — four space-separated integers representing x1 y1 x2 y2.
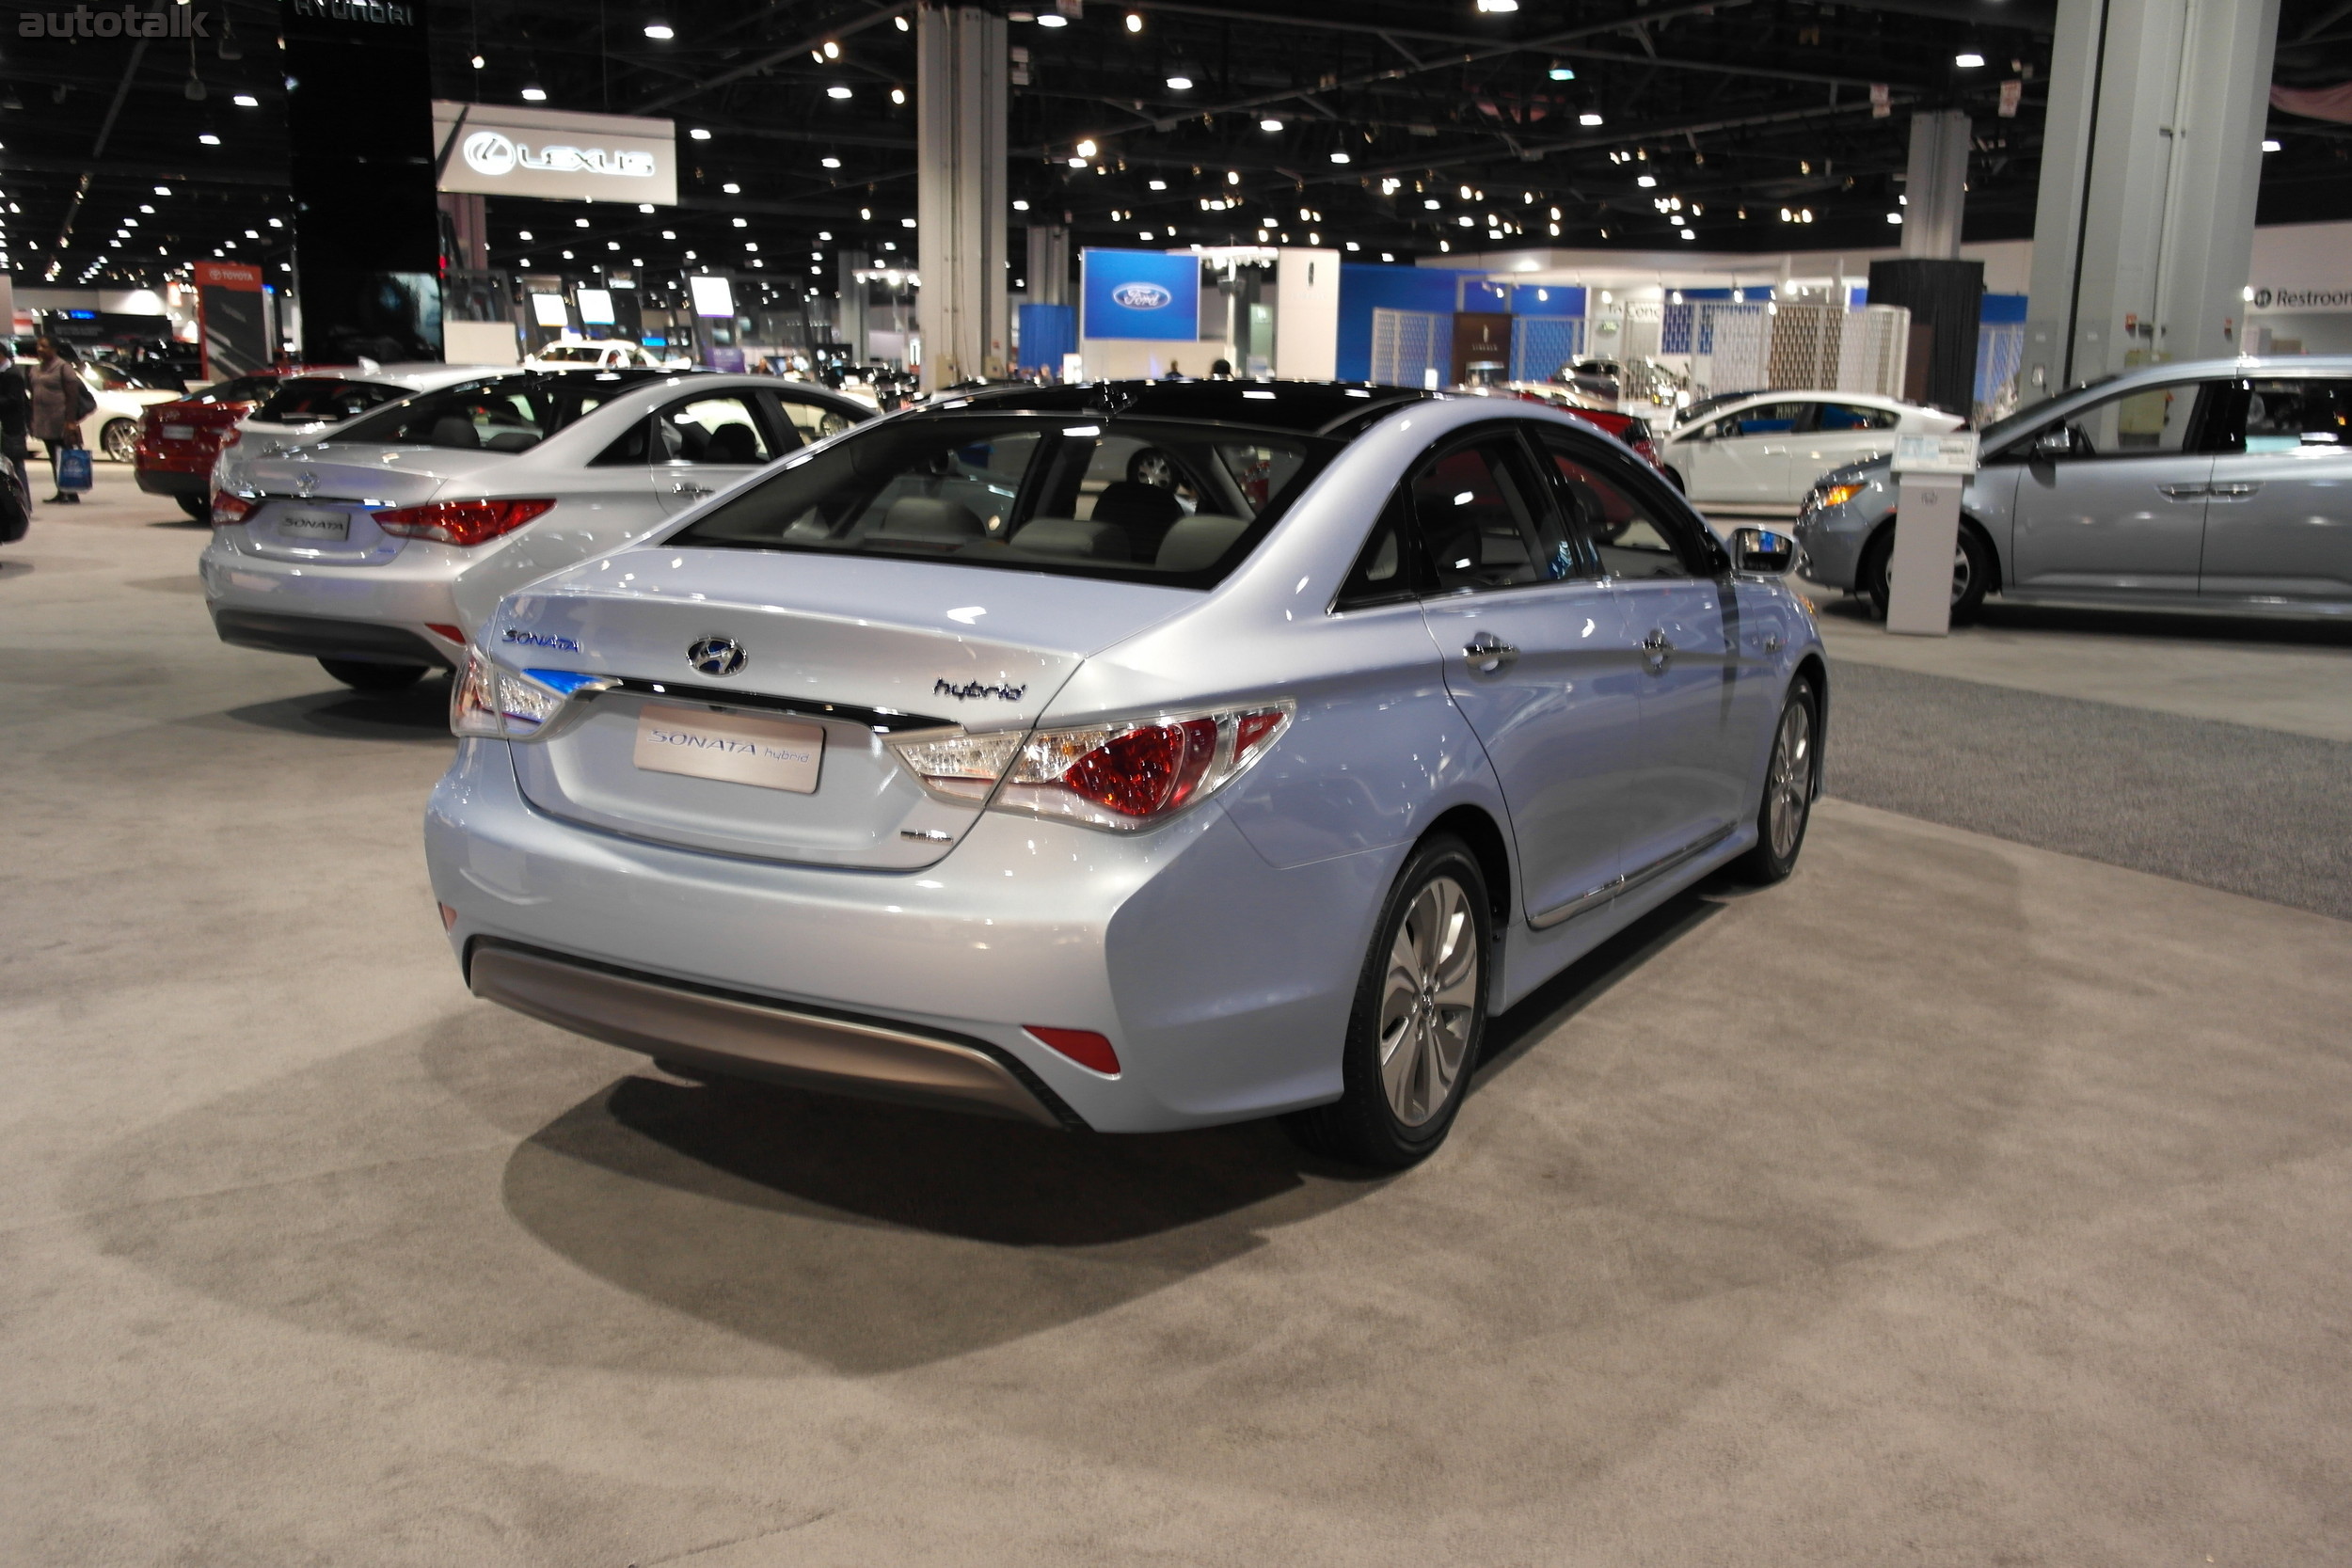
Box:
1657 390 1963 511
200 369 871 690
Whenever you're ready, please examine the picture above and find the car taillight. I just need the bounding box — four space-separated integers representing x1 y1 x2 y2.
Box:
210 490 254 526
219 428 241 450
1633 438 1661 467
890 702 1293 832
451 647 609 738
373 499 556 547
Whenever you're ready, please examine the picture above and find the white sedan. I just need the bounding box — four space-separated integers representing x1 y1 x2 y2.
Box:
1657 391 1963 511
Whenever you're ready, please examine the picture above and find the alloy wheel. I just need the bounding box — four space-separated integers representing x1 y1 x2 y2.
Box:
1377 874 1481 1127
1768 698 1813 861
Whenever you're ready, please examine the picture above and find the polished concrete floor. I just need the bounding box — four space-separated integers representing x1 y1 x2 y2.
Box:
7 471 2352 1565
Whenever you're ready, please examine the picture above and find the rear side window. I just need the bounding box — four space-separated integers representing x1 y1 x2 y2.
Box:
186 374 278 405
334 377 625 453
1814 402 1899 432
768 391 859 444
2233 379 2352 453
250 377 411 425
1409 436 1581 594
667 415 1332 587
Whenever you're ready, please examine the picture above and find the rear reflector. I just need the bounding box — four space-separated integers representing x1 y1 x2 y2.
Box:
437 902 457 931
425 624 466 644
1025 1026 1120 1076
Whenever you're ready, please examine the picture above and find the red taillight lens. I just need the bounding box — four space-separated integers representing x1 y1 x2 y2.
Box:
1025 1026 1120 1076
220 428 242 449
1063 718 1217 818
210 490 254 526
372 499 556 547
424 623 466 645
1634 439 1660 467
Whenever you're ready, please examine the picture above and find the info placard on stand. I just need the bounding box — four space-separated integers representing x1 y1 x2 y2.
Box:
1884 432 1981 638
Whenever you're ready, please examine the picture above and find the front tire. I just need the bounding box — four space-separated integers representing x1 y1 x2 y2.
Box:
1731 675 1819 884
318 658 428 693
1861 521 1992 625
1286 836 1490 1169
101 419 139 464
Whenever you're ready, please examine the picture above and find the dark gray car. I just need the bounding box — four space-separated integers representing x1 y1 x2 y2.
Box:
1794 356 2352 621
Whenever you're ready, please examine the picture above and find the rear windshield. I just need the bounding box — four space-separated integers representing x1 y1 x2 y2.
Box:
251 377 412 425
536 343 609 362
329 375 638 454
668 414 1334 587
184 374 280 405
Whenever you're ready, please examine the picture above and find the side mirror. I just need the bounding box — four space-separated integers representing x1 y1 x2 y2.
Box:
2031 428 2074 460
1731 526 1798 574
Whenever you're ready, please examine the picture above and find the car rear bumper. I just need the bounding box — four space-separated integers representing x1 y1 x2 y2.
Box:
135 465 209 498
209 607 455 668
423 737 1389 1133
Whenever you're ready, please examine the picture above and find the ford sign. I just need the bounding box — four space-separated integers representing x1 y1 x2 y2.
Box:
1110 282 1173 310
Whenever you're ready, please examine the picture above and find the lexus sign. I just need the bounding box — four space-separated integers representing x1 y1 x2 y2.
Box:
432 101 676 206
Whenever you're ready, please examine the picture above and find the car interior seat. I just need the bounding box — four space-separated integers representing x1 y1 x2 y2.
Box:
703 422 762 464
1089 480 1186 559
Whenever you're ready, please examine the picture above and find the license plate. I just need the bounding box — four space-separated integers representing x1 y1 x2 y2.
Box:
162 423 195 440
278 508 350 540
632 704 823 793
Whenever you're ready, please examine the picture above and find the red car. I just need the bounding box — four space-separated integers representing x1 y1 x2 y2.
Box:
135 370 288 520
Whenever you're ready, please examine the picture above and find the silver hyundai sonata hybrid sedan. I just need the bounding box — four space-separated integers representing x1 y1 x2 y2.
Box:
425 380 1826 1167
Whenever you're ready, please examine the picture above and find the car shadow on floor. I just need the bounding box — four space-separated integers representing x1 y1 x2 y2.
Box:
222 677 454 743
1809 581 2352 648
1476 885 1724 1084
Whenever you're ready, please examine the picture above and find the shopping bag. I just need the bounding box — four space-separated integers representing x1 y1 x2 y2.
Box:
57 445 92 492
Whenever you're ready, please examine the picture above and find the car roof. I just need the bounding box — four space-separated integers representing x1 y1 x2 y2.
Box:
928 378 1434 436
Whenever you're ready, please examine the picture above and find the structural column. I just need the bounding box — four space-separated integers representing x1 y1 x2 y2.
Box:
1868 110 1983 417
915 4 1009 389
282 0 444 362
2022 0 2280 404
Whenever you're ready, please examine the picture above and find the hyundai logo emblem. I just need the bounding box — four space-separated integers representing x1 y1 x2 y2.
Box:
686 635 747 677
1110 282 1172 310
294 469 318 498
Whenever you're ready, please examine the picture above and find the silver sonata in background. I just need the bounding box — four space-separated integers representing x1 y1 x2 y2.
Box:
199 368 870 690
1797 356 2352 621
426 381 1825 1167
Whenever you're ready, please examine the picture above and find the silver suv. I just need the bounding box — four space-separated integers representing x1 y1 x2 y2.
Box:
1794 356 2352 621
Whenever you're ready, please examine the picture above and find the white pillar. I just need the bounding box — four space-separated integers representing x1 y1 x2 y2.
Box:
2021 0 2280 404
1900 111 1969 261
915 4 1009 390
1273 247 1340 380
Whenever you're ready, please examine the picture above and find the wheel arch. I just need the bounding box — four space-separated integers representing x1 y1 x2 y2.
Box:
1792 653 1830 800
1859 510 2005 595
1418 803 1514 927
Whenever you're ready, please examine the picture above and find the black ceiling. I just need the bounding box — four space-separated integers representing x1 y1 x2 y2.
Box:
3 0 2345 298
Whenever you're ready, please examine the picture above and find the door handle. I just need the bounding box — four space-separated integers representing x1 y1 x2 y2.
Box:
2156 483 2208 499
1641 628 1676 673
670 482 714 499
1463 632 1519 673
2211 482 2263 499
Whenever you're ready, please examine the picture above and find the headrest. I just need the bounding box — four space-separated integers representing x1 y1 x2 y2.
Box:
704 422 761 463
877 496 985 540
1154 514 1249 573
1091 480 1184 531
429 415 480 449
1012 517 1131 561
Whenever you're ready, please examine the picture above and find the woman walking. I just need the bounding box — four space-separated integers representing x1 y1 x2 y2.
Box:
27 337 95 504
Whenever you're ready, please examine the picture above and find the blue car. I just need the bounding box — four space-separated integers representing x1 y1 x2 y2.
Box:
426 380 1825 1166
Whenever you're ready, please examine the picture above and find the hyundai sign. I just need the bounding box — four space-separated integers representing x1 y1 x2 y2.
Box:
1082 248 1200 341
432 101 677 206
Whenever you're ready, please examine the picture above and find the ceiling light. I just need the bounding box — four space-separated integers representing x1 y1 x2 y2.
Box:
1887 212 1903 223
1476 0 1519 10
821 156 842 169
518 230 534 240
891 87 907 104
1227 169 1240 183
690 127 710 140
1580 112 1603 126
1636 174 1656 187
198 134 219 145
1037 11 1067 25
827 85 853 99
521 87 547 101
1167 74 1193 89
644 23 673 40
1075 138 1098 157
233 94 258 107
2262 138 2281 151
469 55 485 69
1548 65 1575 81
822 40 840 58
1012 199 1029 211
1329 150 1351 164
660 230 675 239
154 185 170 196
902 216 917 227
1954 52 1984 68
733 217 747 228
575 216 590 227
1125 11 1143 31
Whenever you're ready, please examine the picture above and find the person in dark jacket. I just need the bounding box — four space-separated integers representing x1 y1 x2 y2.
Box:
0 341 31 499
28 337 94 503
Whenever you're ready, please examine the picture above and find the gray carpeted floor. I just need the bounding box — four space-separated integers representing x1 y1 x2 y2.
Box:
1824 659 2352 921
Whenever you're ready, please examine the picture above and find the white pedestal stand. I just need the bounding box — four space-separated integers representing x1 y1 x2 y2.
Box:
1884 433 1981 639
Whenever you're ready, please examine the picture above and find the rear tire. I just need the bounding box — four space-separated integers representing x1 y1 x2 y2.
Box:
1663 465 1686 493
1285 835 1490 1170
1730 675 1818 884
101 418 139 464
319 658 428 694
175 493 207 521
1861 521 1992 625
